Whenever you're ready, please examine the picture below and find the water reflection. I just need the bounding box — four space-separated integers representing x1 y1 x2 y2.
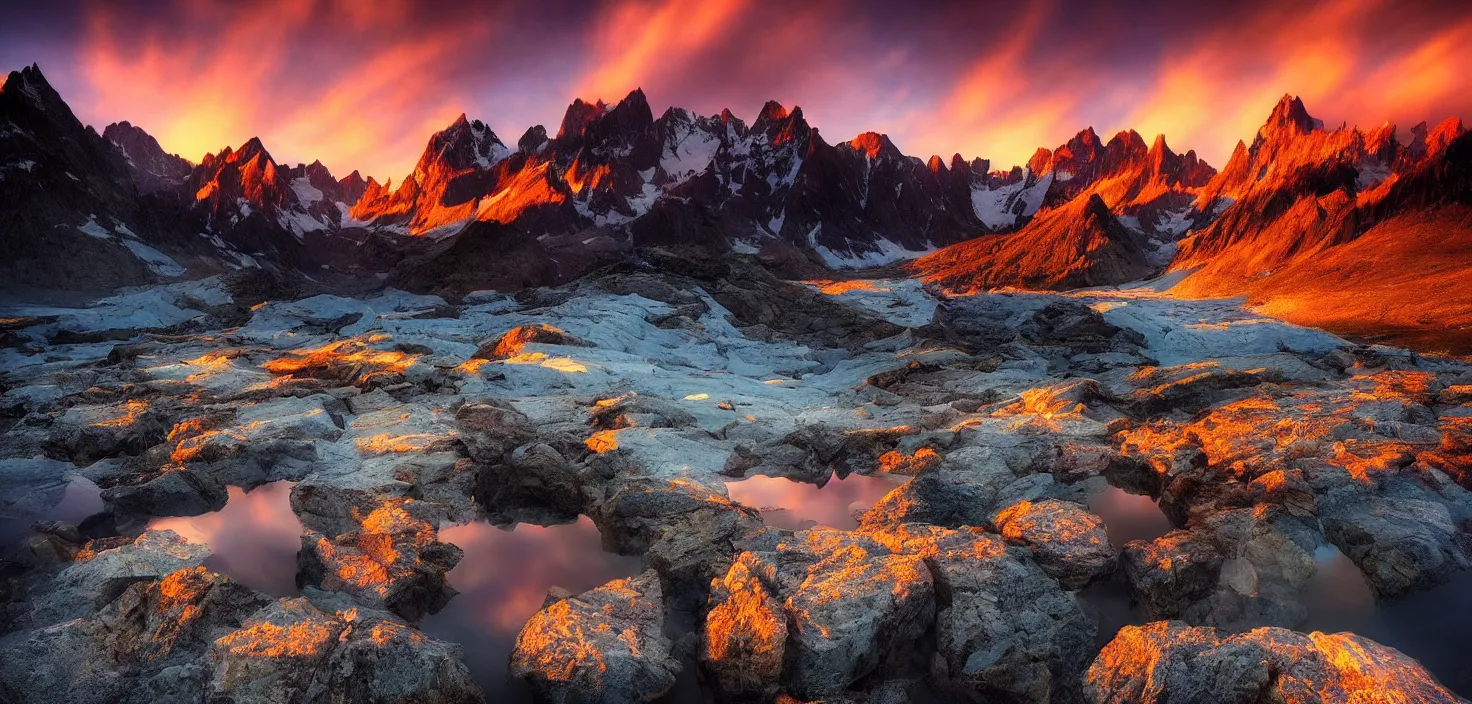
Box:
422 517 643 700
147 481 303 597
1301 547 1472 697
723 472 907 531
0 477 104 557
1088 484 1173 548
1300 544 1376 631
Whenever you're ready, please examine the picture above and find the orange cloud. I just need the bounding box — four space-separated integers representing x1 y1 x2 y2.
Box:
574 0 752 102
77 0 490 180
902 0 1472 170
39 0 1472 183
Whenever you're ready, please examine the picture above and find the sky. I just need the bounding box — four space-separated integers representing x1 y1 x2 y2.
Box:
4 0 1471 183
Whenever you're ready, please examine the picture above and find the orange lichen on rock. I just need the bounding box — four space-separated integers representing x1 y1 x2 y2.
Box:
476 324 591 360
864 522 1007 562
261 338 418 388
510 571 678 701
1085 621 1465 704
91 399 150 428
215 599 342 659
876 447 940 474
802 279 891 295
515 599 611 680
702 555 786 694
1350 370 1440 405
585 429 623 453
995 499 1101 545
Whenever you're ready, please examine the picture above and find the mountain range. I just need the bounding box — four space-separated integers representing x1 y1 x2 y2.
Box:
2 62 1469 351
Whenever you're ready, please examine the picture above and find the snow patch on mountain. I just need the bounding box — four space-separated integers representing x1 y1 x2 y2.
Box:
290 177 324 205
660 126 720 184
814 236 934 269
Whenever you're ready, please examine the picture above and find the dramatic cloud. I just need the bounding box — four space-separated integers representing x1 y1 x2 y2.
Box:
5 0 1470 180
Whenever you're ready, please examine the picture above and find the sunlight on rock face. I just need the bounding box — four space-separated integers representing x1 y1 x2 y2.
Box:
479 324 591 360
148 482 304 596
1086 621 1465 704
802 280 893 295
876 447 941 474
90 399 151 427
724 473 907 531
585 428 623 453
503 352 589 373
214 599 341 659
262 338 419 387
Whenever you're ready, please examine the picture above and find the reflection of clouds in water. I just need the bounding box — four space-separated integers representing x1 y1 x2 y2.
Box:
0 478 104 554
1089 485 1173 548
424 517 642 699
147 482 303 597
724 472 906 531
52 479 105 523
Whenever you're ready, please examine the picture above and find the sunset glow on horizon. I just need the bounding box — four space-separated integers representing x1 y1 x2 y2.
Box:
4 0 1471 183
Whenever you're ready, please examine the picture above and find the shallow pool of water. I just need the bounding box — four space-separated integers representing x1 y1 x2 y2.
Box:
1087 484 1174 548
723 471 907 531
422 517 644 699
0 477 104 558
1301 546 1472 696
148 481 304 596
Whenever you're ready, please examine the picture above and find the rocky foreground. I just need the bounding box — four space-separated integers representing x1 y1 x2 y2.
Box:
1 251 1470 703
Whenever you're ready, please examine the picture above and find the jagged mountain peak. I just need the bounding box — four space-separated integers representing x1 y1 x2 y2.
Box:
103 120 193 193
557 98 608 140
2 63 55 101
518 125 550 153
846 131 901 160
235 136 272 162
1260 94 1323 140
756 100 789 124
412 114 508 179
1148 133 1173 158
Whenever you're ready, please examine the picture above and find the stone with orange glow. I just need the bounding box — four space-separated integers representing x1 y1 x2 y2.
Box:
261 337 423 390
591 476 761 557
472 323 593 360
14 530 211 628
1084 621 1464 704
865 523 1095 703
209 597 481 703
0 566 269 704
858 446 1089 533
701 552 788 698
1122 530 1225 619
727 528 933 699
47 399 169 465
993 498 1116 589
510 570 679 704
297 500 463 621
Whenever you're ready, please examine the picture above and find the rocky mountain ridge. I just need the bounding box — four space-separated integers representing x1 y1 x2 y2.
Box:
4 62 1471 351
